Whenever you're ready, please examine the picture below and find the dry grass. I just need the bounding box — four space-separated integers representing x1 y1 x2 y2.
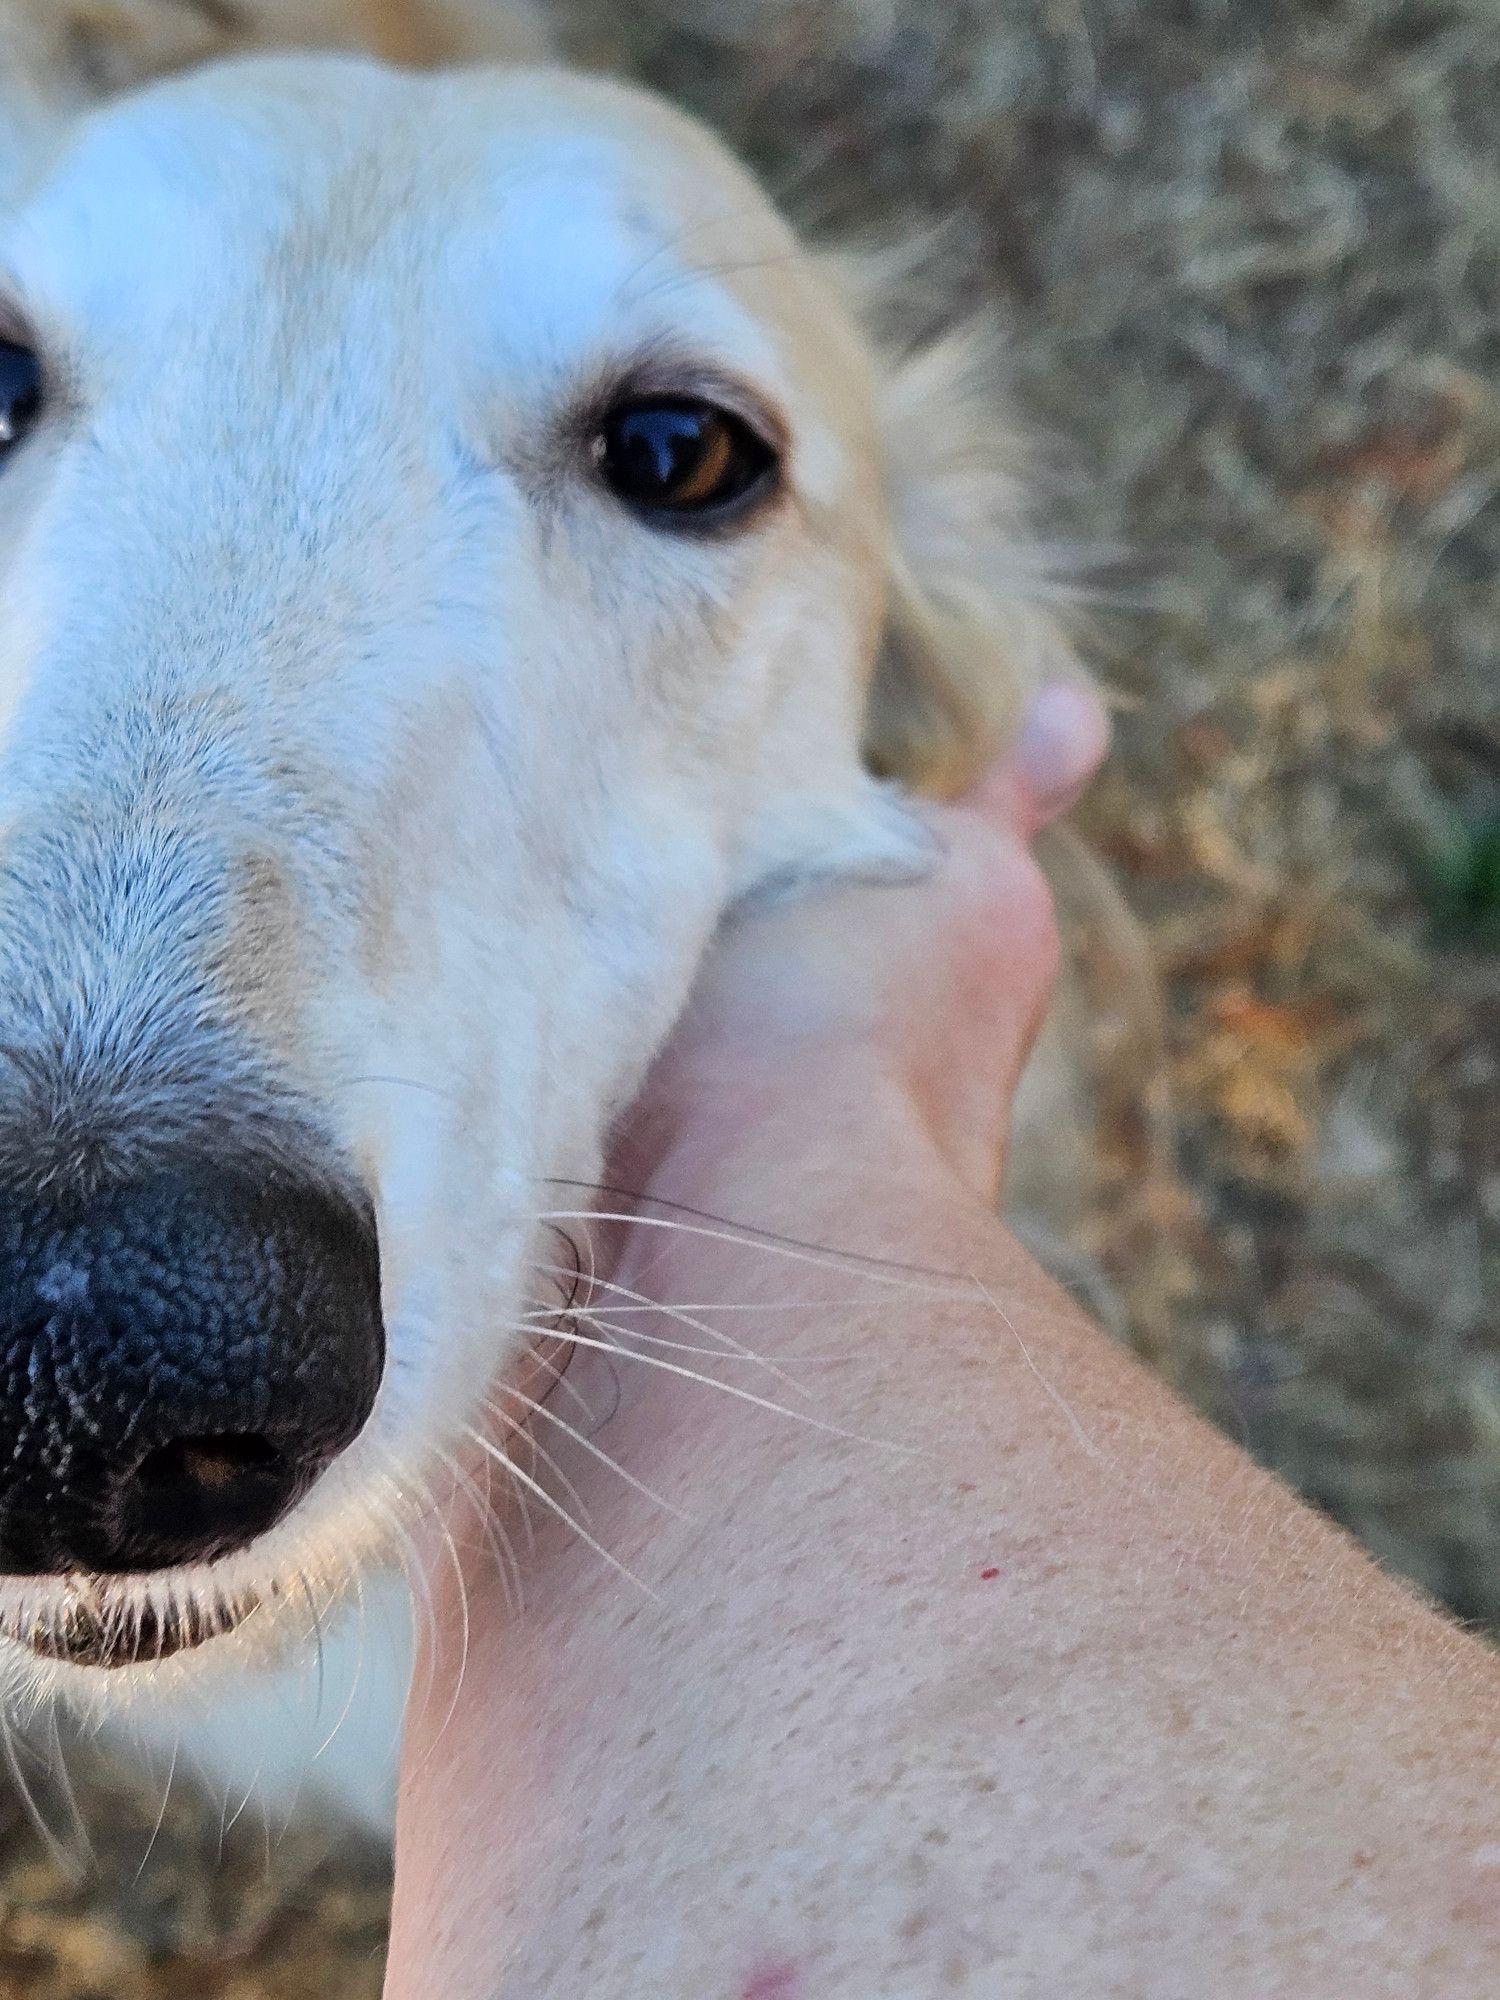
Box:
2 0 1497 1987
568 0 1499 1622
0 1731 388 1998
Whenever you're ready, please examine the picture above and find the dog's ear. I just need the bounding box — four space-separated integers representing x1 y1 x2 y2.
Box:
860 316 1083 799
1 0 551 104
0 0 554 198
731 285 1086 902
238 0 553 67
4 1 229 99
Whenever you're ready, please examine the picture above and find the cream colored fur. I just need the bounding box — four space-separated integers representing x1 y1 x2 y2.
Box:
0 0 1090 1824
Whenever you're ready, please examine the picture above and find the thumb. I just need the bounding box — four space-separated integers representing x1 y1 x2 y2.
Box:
966 681 1111 838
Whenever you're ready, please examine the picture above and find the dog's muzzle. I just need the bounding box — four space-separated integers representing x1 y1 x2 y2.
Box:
0 1164 383 1662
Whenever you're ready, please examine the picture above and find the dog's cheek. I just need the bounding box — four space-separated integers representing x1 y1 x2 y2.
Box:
728 777 943 907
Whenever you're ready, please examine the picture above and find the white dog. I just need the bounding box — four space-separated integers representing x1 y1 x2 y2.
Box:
0 0 1081 1826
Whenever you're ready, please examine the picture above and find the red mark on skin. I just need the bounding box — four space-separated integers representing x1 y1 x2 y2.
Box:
979 1566 1001 1581
741 1961 802 2000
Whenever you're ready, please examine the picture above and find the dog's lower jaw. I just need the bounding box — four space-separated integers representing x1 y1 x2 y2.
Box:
0 1576 413 1835
0 1302 563 1822
0 1497 380 1704
0 1558 412 1834
0 1580 263 1670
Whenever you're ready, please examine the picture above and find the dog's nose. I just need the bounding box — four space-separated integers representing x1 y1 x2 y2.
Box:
0 1168 383 1575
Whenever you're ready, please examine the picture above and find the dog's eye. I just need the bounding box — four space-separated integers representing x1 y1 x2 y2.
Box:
594 398 777 522
0 340 40 453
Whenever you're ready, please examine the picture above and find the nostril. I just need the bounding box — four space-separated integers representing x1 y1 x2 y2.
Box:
0 1166 384 1577
136 1432 284 1498
125 1431 298 1568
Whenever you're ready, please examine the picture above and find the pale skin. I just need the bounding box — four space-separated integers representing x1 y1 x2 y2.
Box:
386 689 1500 1999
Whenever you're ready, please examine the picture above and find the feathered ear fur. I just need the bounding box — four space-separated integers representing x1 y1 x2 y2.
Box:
1 2 221 101
0 0 549 105
0 0 552 200
228 0 552 67
855 303 1084 798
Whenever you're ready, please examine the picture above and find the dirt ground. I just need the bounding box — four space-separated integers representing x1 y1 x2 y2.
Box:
2 0 1497 1991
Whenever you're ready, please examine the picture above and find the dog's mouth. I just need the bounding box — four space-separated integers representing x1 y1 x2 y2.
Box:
0 1582 262 1669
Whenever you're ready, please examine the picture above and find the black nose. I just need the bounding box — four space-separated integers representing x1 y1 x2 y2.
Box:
0 1167 383 1575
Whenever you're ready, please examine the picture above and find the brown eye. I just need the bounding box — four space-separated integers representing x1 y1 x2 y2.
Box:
0 339 41 453
594 398 778 523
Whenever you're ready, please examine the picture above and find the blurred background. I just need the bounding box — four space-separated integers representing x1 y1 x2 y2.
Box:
2 1 1497 1992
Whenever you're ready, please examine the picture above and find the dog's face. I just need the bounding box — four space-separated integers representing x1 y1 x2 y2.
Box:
0 49 1055 1691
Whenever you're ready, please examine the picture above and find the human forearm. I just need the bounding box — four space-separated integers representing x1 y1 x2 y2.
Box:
390 1054 1500 1999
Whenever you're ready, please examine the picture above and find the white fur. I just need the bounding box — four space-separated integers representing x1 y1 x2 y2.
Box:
0 51 939 1813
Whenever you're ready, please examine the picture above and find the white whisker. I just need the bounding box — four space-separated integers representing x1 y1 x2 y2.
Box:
431 1444 525 1618
537 1208 968 1296
0 1708 70 1873
297 1570 327 1726
531 1261 806 1391
219 1757 261 1845
485 1389 688 1523
971 1275 1105 1463
426 1511 474 1752
372 1482 444 1724
479 1410 595 1536
558 1297 898 1316
132 1728 178 1888
46 1705 93 1872
523 1296 794 1368
465 1429 659 1603
538 1312 915 1453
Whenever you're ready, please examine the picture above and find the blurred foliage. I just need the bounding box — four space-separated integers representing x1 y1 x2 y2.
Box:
1423 807 1500 948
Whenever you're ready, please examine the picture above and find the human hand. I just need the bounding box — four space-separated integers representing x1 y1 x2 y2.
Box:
618 679 1108 1202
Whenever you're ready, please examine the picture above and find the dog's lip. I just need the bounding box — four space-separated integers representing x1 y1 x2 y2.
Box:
0 1583 262 1669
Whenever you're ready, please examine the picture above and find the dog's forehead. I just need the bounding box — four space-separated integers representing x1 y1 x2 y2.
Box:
9 58 807 391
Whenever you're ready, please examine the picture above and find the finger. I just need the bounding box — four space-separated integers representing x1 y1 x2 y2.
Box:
965 681 1110 837
1014 679 1110 827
